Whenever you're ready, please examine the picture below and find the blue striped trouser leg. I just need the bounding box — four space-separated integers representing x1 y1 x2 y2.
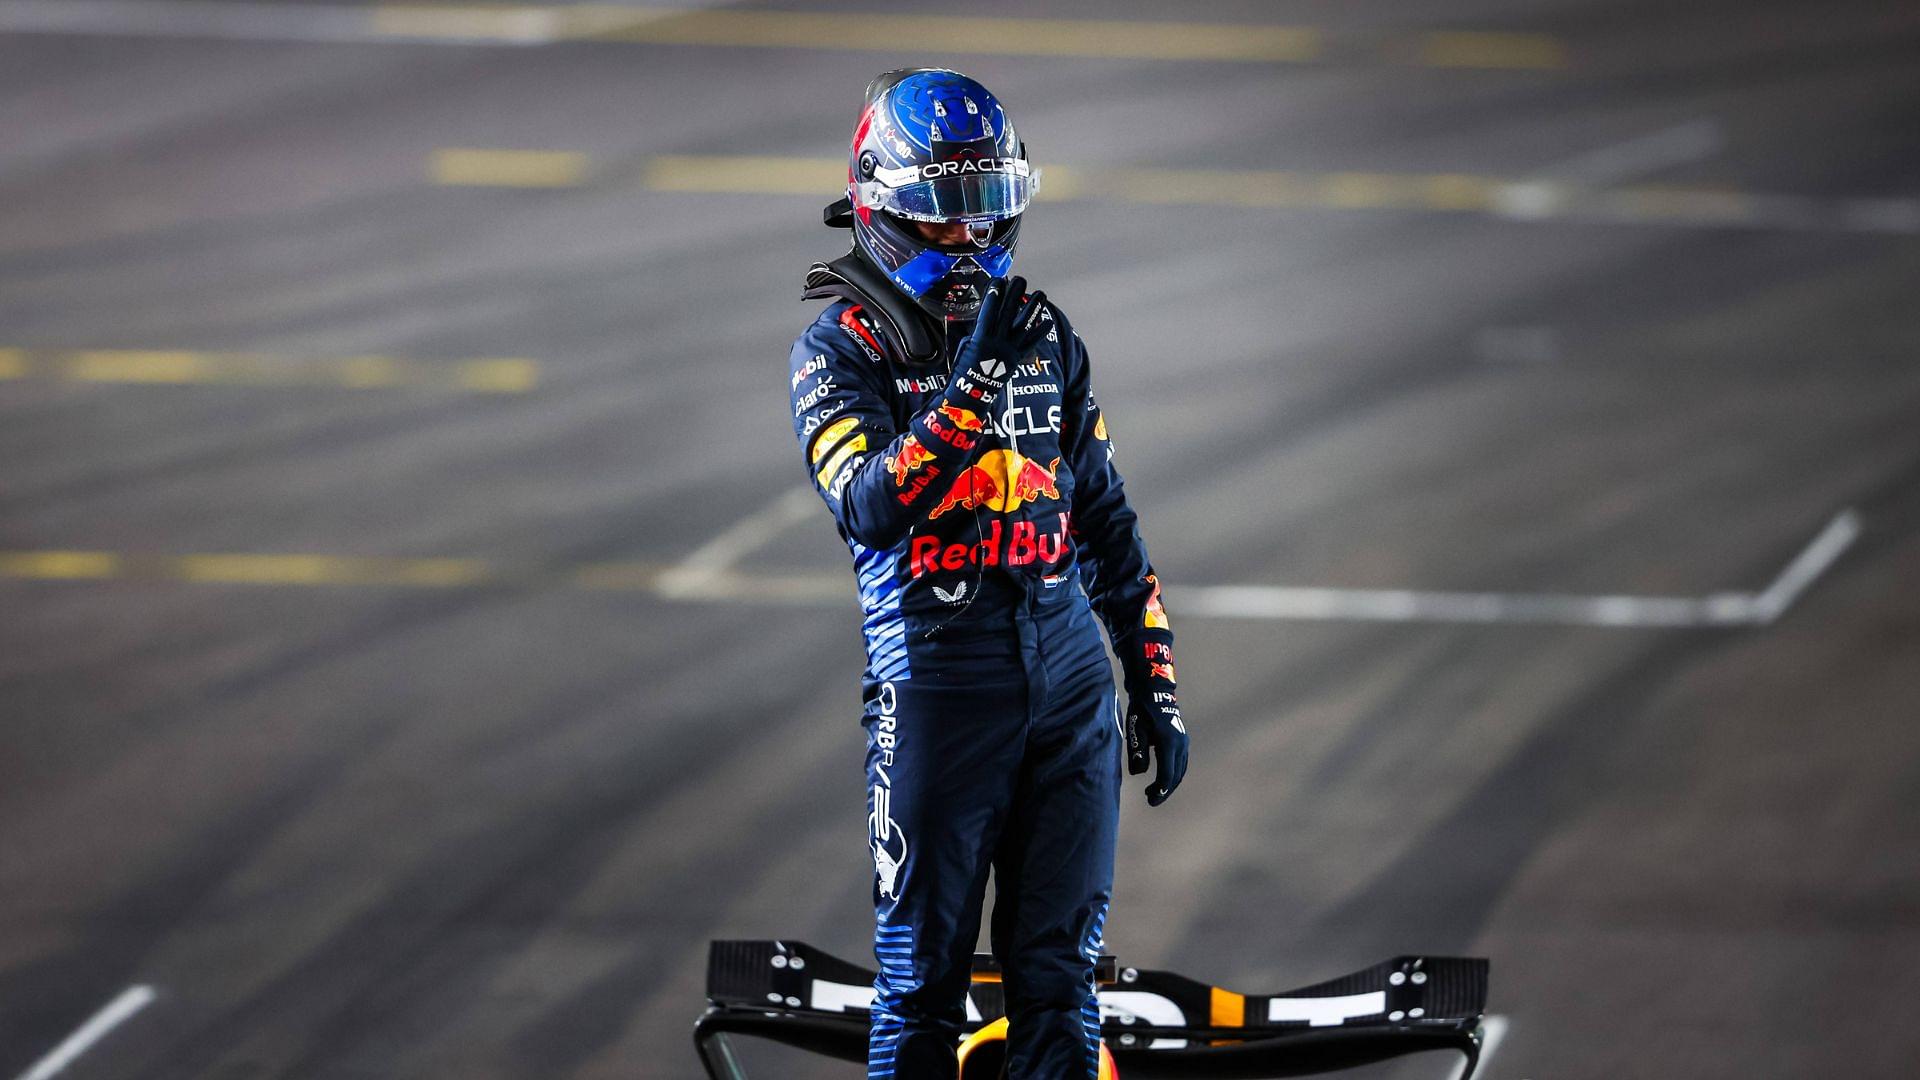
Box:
863 676 1026 1079
991 671 1120 1079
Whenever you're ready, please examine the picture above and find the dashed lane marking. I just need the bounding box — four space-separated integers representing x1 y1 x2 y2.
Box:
15 985 156 1080
450 152 1920 235
0 551 122 580
173 553 494 587
431 148 589 188
567 8 1325 64
0 2 1568 69
1421 30 1566 68
0 349 540 392
0 511 1861 630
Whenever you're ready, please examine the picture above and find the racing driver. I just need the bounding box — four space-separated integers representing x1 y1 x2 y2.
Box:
787 68 1189 1079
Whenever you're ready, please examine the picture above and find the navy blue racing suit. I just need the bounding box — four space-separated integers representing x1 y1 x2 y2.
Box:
789 296 1176 1079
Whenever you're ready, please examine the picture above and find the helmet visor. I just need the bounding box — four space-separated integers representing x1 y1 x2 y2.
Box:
854 161 1039 223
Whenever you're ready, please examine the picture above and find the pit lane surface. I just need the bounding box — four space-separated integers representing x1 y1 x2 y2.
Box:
3 2 1919 1077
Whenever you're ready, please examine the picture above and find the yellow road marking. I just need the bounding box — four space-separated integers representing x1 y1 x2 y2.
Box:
338 355 401 387
372 3 565 42
1 348 540 392
455 358 542 393
638 155 1515 214
617 154 1899 231
3 2 1567 69
172 554 494 588
0 510 1853 628
567 8 1324 63
0 548 836 598
370 6 1574 69
66 350 212 384
431 148 589 187
0 551 122 580
1419 31 1567 70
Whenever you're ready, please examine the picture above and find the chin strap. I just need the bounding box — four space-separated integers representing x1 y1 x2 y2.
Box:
802 245 945 367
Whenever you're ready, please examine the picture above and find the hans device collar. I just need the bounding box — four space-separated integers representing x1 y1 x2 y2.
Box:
803 197 943 367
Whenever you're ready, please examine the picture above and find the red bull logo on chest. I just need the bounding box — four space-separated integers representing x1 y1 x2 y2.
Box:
910 511 1073 579
928 449 1060 519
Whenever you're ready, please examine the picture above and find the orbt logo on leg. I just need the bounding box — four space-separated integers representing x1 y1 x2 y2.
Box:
870 681 908 902
870 783 908 901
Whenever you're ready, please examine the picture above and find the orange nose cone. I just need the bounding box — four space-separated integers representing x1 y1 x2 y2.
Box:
1099 1038 1119 1079
956 1018 1007 1079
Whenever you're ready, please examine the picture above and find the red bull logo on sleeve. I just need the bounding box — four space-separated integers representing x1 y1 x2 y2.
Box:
1143 640 1175 683
896 462 941 506
935 402 986 433
888 434 936 487
929 463 1002 518
921 409 979 451
1143 573 1170 630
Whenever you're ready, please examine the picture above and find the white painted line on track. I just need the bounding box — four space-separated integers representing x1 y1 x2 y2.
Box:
651 507 1858 629
1748 508 1861 623
1445 1013 1508 1080
655 487 818 599
15 985 156 1080
1535 119 1725 188
1173 508 1859 628
1173 583 1752 628
2 508 1861 629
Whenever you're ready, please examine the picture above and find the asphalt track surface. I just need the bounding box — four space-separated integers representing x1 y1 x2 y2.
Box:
3 2 1919 1077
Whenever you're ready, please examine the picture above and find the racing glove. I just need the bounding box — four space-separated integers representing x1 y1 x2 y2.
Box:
1121 629 1188 806
916 275 1051 455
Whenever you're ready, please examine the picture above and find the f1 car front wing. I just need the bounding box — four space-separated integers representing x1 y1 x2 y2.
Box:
695 940 1490 1078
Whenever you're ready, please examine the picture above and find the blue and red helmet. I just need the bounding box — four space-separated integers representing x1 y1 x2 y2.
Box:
848 69 1040 322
